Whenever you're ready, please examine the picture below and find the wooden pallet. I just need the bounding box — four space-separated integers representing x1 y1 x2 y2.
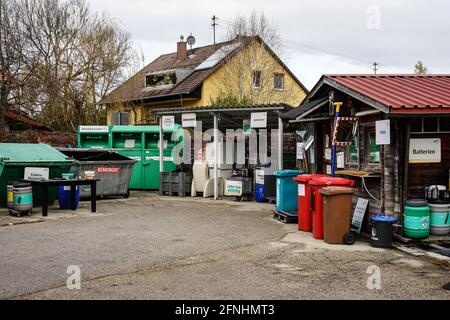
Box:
273 210 298 224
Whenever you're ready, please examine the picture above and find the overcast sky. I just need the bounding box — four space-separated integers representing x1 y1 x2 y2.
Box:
88 0 450 90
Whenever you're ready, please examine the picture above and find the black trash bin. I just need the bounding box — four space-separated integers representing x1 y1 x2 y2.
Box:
370 214 398 248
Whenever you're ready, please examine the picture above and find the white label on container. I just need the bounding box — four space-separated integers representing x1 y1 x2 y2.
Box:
125 139 135 149
79 126 109 133
255 169 264 185
298 184 305 196
24 167 49 180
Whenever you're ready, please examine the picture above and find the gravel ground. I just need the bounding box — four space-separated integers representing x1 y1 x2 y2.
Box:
0 192 449 300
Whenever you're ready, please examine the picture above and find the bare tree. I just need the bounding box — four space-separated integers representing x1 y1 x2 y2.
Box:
210 11 298 106
0 0 139 132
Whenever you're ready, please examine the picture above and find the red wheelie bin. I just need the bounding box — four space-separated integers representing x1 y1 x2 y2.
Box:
309 176 355 240
293 174 328 232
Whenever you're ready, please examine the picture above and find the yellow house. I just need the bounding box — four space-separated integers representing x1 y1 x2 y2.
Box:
102 35 308 125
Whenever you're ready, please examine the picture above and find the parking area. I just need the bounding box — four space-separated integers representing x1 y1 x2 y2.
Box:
1 192 449 300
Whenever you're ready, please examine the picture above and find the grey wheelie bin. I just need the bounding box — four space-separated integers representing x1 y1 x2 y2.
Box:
58 148 136 198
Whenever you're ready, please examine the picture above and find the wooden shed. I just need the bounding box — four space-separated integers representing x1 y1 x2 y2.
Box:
282 74 450 234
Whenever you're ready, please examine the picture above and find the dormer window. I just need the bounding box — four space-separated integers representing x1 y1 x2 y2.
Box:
145 71 177 88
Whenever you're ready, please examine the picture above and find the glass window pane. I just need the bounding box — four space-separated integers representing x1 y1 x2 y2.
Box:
348 134 359 162
410 118 422 132
369 132 380 163
439 118 450 132
424 117 438 132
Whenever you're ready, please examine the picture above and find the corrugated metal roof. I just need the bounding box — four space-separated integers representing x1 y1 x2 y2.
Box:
153 103 291 115
326 75 450 112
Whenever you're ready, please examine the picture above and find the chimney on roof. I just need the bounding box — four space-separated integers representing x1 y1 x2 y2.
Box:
177 35 187 61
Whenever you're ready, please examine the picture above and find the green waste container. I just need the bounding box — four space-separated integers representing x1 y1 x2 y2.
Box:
0 143 74 208
275 169 303 213
110 125 183 190
78 125 112 149
111 126 145 189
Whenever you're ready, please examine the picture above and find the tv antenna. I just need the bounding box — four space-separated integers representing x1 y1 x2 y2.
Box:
211 15 218 44
373 62 379 74
186 33 196 50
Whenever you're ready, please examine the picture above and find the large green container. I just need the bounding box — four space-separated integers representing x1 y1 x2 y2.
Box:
78 125 112 148
110 125 182 190
403 199 431 239
0 144 74 208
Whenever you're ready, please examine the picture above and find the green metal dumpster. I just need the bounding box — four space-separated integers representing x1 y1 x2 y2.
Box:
0 144 74 207
143 126 181 190
77 125 112 149
111 126 144 189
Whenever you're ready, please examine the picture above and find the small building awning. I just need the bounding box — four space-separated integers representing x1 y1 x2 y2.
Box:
280 97 328 121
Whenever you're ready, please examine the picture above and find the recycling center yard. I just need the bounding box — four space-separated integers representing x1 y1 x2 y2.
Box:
0 192 449 300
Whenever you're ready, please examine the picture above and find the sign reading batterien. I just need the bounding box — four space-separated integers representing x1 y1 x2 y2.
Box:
409 138 441 163
79 126 109 133
250 112 267 128
182 113 196 128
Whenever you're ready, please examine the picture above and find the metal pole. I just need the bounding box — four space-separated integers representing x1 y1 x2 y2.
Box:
331 102 343 177
159 116 164 173
214 113 218 200
278 116 283 171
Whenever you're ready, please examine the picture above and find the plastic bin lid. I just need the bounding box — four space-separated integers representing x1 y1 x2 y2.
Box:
309 176 355 187
405 199 428 207
275 170 303 177
319 186 356 196
371 214 398 223
293 174 328 183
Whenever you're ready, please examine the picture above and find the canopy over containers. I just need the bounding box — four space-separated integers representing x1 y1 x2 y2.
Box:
0 143 73 207
58 148 136 198
78 125 183 190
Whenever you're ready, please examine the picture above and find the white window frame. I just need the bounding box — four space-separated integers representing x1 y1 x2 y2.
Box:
252 70 262 89
274 73 285 91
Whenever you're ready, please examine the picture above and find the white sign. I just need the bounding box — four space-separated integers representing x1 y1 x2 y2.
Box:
255 169 264 185
182 113 196 128
298 184 305 196
351 198 369 233
79 126 109 133
225 180 243 196
409 138 441 163
250 112 267 128
24 167 49 181
337 152 345 169
325 148 332 160
376 120 390 145
162 116 175 130
296 143 305 160
124 139 135 149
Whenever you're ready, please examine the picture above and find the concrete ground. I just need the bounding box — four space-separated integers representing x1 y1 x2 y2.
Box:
0 192 449 300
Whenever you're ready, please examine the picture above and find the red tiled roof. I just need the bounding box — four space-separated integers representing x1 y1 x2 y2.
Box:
326 74 450 113
5 111 51 130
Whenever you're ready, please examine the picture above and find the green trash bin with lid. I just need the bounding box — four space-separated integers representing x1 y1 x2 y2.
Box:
0 143 74 208
275 169 303 213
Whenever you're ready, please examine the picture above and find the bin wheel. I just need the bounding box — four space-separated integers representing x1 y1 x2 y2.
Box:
124 190 130 199
343 232 356 245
